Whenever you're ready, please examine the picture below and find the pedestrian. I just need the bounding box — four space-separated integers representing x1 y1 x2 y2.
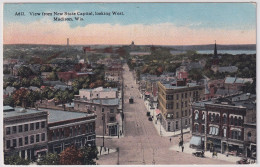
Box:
170 138 172 142
108 148 110 154
182 146 184 152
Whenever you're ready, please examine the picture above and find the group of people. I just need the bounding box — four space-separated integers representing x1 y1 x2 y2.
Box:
169 137 185 152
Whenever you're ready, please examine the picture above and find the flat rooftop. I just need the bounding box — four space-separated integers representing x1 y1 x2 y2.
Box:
38 108 92 123
163 83 199 89
3 107 47 118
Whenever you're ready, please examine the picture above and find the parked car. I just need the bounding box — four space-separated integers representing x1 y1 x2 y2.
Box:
146 112 150 116
192 151 205 158
148 117 153 121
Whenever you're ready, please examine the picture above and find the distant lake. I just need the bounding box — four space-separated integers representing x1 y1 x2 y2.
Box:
196 50 256 55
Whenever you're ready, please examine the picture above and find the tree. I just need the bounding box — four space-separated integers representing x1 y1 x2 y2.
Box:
18 66 34 77
4 155 31 165
59 146 83 165
81 146 98 165
30 77 43 87
47 71 58 81
188 69 203 82
4 96 15 107
12 88 29 106
21 78 30 87
37 153 59 165
40 65 53 72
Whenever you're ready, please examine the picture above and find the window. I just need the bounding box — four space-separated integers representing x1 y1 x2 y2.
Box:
13 139 17 148
25 137 28 145
85 125 89 133
202 113 205 120
19 138 23 147
209 113 211 122
102 108 104 113
110 117 115 122
24 124 28 131
202 125 205 133
195 124 199 132
110 109 114 113
176 112 179 118
12 126 17 134
185 110 187 116
223 115 227 124
36 122 40 129
41 121 45 128
70 127 73 137
30 123 34 131
181 93 184 99
185 101 187 107
176 103 179 109
166 103 173 109
30 135 34 144
181 102 183 108
6 127 11 135
247 132 252 141
166 95 173 100
185 93 187 98
195 112 199 120
230 116 234 125
238 117 242 126
231 130 241 140
185 119 188 126
6 140 11 149
18 125 23 133
176 94 179 100
223 128 227 137
216 114 220 123
36 134 40 142
41 133 46 141
234 117 238 126
212 114 215 122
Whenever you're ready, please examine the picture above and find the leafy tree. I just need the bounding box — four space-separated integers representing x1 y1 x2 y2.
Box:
30 77 43 87
18 66 34 77
27 91 41 107
4 96 15 107
4 155 31 165
12 88 29 106
47 71 58 81
21 78 30 87
40 65 53 72
188 69 203 82
37 153 59 165
81 146 99 165
12 81 20 89
3 68 11 74
60 146 82 165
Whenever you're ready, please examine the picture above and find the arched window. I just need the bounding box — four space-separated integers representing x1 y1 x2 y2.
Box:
238 117 242 126
223 115 227 124
234 116 238 126
212 113 215 122
230 116 234 125
195 112 199 120
195 124 199 132
216 114 220 123
248 132 252 141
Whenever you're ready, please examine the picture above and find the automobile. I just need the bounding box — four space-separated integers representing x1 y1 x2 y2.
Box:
146 112 150 116
148 117 153 121
236 158 249 164
192 151 205 158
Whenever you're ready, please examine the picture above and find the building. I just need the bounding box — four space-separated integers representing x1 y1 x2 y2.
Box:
3 106 48 160
157 81 204 132
191 93 256 156
74 87 121 136
41 108 96 154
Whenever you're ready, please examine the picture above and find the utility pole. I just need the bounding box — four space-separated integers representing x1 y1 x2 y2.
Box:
180 99 184 146
103 113 105 147
152 149 155 165
117 147 120 165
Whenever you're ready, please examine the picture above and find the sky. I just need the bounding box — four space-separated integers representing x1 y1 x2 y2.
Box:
3 3 256 45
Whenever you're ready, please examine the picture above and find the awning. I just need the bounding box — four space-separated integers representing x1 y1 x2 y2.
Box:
190 136 202 146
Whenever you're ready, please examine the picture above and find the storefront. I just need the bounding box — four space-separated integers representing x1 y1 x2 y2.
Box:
207 137 221 152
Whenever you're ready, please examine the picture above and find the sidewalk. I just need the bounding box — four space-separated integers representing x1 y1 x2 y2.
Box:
170 142 241 163
143 99 190 137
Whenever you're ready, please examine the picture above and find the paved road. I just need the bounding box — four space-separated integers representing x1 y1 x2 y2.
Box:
96 64 233 165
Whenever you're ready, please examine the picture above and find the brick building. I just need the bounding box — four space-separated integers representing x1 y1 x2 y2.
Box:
3 106 48 161
157 81 204 132
191 93 256 157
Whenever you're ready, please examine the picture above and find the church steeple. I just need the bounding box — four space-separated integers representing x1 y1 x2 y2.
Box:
214 40 217 56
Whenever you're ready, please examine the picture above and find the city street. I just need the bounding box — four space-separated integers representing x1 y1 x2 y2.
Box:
96 64 233 165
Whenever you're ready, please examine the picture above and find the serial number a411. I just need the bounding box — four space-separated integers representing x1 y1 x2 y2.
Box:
53 17 73 21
